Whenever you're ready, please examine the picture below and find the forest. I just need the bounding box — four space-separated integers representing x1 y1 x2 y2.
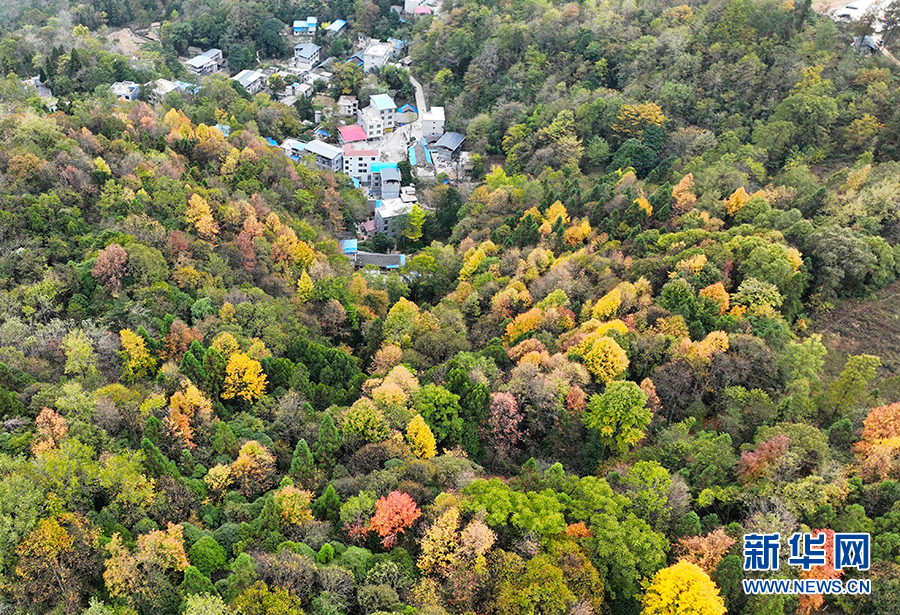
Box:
1 0 900 614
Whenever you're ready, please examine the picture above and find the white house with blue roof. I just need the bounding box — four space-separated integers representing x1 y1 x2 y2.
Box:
293 17 318 37
360 94 397 133
325 20 347 36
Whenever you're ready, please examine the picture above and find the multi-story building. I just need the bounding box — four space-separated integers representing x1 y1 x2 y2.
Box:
185 49 224 76
357 108 384 139
366 94 397 133
374 197 411 236
337 95 359 117
301 140 343 172
421 106 445 141
371 163 401 199
342 145 380 184
293 44 321 71
110 81 140 101
363 40 393 72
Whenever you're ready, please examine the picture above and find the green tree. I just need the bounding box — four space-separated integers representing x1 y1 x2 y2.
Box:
289 439 315 487
188 536 226 577
413 384 463 450
314 414 342 469
584 381 650 456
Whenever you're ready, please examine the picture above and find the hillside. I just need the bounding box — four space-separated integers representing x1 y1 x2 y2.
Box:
0 1 899 615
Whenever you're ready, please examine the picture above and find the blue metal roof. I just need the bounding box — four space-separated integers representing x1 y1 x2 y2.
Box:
265 137 278 146
214 124 231 136
408 147 417 166
369 94 396 111
371 162 399 172
325 19 347 32
423 147 433 165
340 239 358 254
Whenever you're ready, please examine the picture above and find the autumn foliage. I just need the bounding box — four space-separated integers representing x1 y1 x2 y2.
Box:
368 491 421 548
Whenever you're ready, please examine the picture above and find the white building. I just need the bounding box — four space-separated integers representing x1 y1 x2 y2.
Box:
343 145 380 184
150 79 179 104
185 49 224 76
301 140 343 172
421 106 445 141
358 108 385 139
110 81 140 101
232 69 266 94
294 44 321 71
337 95 359 117
403 0 420 13
363 40 393 72
374 198 412 236
282 138 305 159
366 94 397 133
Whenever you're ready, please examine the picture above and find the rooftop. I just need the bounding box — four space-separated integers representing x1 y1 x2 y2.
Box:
375 197 411 217
294 43 321 57
371 162 399 172
233 69 265 88
302 139 342 160
325 19 347 31
355 251 406 269
380 167 402 182
282 138 305 151
343 144 379 157
435 131 465 151
338 124 368 142
414 6 432 13
369 94 397 111
337 95 358 105
422 106 445 121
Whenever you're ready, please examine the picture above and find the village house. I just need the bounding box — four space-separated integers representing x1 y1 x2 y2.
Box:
185 49 224 76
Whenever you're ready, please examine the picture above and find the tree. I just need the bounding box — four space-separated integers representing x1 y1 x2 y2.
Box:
14 512 101 613
828 354 880 419
482 392 524 462
31 407 68 454
222 352 268 403
188 536 226 577
675 529 736 573
289 439 316 486
313 413 342 469
403 203 426 243
576 333 628 383
369 491 421 548
641 560 726 615
120 328 157 383
231 441 276 498
413 384 463 450
584 381 650 455
186 193 219 240
233 581 305 615
496 554 576 615
418 507 460 576
406 414 437 459
184 593 230 615
314 484 342 525
856 402 900 480
92 244 128 292
103 523 189 609
61 329 98 380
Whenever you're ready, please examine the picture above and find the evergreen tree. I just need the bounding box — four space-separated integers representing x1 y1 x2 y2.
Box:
289 439 315 487
313 414 341 470
313 484 341 526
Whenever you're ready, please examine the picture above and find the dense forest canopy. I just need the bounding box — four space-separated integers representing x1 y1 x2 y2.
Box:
0 0 900 614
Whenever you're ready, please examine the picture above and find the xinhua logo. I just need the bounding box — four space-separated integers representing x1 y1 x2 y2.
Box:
741 532 871 595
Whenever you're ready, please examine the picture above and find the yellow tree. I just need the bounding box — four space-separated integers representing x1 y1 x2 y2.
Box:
185 193 219 240
613 102 666 140
296 269 313 303
407 414 437 459
576 332 628 383
222 352 267 403
641 560 726 615
119 329 156 383
671 173 697 215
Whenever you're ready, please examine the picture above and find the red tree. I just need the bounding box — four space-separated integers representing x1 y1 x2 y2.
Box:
737 435 790 483
92 244 128 292
368 491 421 549
481 392 525 461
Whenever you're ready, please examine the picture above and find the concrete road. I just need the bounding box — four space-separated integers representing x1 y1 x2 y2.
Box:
378 69 428 162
